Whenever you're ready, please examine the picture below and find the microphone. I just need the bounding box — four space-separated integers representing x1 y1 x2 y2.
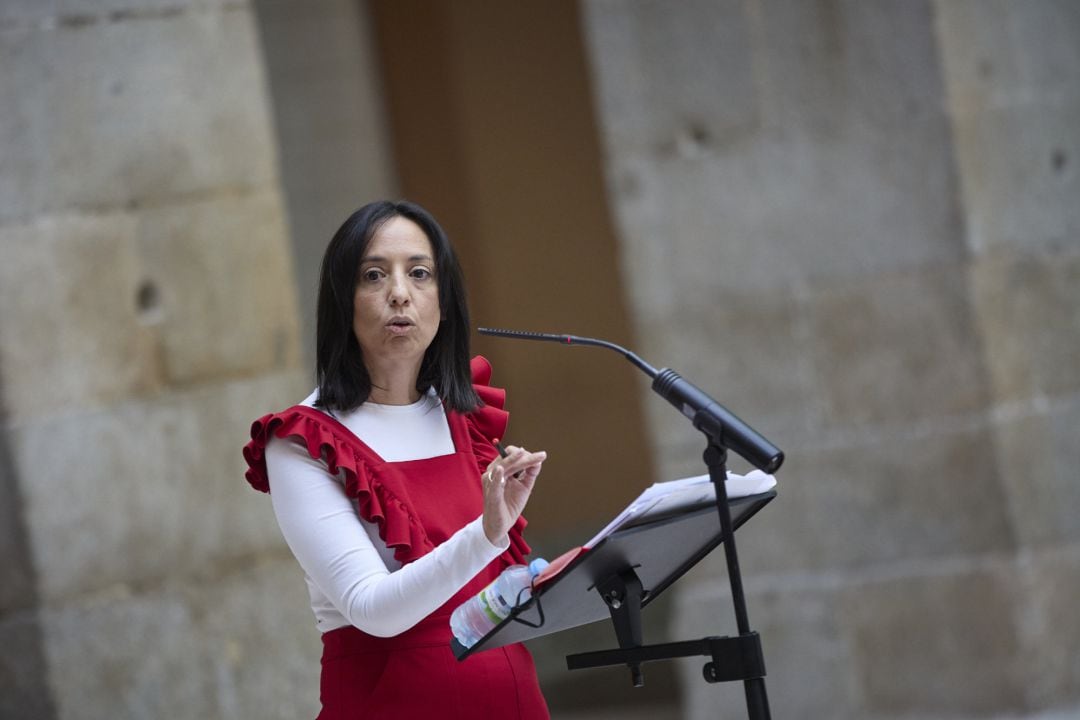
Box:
477 327 784 473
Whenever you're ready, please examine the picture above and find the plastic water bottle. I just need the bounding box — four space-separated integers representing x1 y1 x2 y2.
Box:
450 558 549 648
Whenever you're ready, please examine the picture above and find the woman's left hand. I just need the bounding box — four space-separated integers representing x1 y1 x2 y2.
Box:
481 445 546 545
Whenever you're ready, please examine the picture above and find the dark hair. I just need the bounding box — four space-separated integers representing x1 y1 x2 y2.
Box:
313 200 479 413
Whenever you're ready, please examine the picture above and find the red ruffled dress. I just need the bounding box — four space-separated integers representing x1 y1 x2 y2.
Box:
243 357 549 719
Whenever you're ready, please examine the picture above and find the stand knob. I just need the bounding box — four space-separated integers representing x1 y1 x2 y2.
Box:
703 662 719 684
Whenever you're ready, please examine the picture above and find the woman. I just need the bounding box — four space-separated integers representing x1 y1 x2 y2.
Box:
242 200 550 718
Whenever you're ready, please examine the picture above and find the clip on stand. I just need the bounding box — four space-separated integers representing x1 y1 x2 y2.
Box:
471 328 785 720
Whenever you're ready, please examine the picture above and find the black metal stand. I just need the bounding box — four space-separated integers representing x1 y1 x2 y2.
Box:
564 440 771 719
705 441 771 719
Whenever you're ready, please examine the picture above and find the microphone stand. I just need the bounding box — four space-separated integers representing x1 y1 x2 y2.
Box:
479 328 782 720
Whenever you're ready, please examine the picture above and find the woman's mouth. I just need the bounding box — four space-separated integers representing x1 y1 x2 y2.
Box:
386 318 414 334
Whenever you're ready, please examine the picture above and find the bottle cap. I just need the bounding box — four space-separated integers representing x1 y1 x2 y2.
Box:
527 558 549 577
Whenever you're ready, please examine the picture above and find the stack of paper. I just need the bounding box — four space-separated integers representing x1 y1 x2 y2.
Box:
582 470 776 550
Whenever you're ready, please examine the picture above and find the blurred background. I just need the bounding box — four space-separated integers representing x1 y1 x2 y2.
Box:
1 1 1078 718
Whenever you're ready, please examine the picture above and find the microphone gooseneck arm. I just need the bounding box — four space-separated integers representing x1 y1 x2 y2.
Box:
477 327 660 378
476 327 784 474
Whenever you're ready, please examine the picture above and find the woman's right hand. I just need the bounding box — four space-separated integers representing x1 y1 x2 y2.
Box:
480 445 546 545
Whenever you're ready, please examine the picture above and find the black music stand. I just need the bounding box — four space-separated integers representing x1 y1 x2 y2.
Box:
471 327 783 718
452 486 776 716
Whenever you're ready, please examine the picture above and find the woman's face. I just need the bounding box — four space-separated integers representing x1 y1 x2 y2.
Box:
353 216 441 378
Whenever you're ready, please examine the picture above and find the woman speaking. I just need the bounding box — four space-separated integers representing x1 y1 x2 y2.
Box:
243 200 550 718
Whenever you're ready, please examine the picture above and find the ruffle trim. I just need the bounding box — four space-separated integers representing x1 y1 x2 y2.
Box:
242 355 530 565
243 407 434 565
462 356 530 564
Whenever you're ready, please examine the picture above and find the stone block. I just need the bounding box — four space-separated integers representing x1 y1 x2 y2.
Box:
0 610 56 720
589 0 964 296
638 285 821 456
839 560 1026 716
935 0 1080 116
41 558 319 720
0 25 50 225
970 249 1080 403
754 0 948 140
134 189 302 386
13 369 307 604
581 0 758 154
191 557 322 718
603 131 965 301
950 101 1080 255
807 265 991 428
0 424 36 615
1017 544 1080 709
0 4 276 222
0 192 300 419
253 0 399 373
992 395 1080 549
673 579 858 720
0 1 232 25
689 421 1013 578
936 1 1080 255
0 213 156 423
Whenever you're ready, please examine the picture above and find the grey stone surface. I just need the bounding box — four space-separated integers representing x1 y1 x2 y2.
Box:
253 0 399 373
0 213 147 422
0 1 240 26
0 610 57 720
674 579 858 720
993 394 1080 548
934 0 1080 106
1016 544 1080 709
0 4 276 223
582 0 1080 717
842 562 1026 716
936 0 1080 255
948 103 1080 254
581 0 758 154
677 558 1032 719
807 265 992 427
0 421 35 616
1 1 315 718
134 189 302 386
733 423 1013 575
970 249 1080 403
12 369 305 604
41 557 319 720
637 285 821 450
586 0 965 297
0 193 300 423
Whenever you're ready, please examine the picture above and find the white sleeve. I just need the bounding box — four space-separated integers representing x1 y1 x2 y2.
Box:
264 436 509 637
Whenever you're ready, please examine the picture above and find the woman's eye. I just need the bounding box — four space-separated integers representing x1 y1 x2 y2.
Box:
410 267 432 280
361 269 383 283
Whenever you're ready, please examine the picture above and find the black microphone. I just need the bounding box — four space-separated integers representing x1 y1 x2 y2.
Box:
477 327 784 474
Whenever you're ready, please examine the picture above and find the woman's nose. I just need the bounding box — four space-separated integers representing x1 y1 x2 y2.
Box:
388 273 410 304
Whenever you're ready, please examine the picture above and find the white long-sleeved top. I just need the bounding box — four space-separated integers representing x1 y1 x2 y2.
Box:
264 389 508 636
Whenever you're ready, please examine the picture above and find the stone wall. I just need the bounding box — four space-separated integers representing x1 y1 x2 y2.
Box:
936 0 1080 711
253 0 399 374
580 0 1079 718
0 2 313 718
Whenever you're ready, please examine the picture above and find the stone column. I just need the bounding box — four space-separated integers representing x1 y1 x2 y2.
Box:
936 0 1080 710
0 2 314 718
580 0 1078 717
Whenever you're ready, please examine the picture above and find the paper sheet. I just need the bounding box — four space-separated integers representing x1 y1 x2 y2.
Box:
582 470 776 550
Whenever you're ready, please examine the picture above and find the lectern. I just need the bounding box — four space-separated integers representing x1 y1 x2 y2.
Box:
470 328 784 719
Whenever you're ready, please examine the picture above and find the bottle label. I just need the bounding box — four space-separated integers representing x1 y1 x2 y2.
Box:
479 583 512 626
